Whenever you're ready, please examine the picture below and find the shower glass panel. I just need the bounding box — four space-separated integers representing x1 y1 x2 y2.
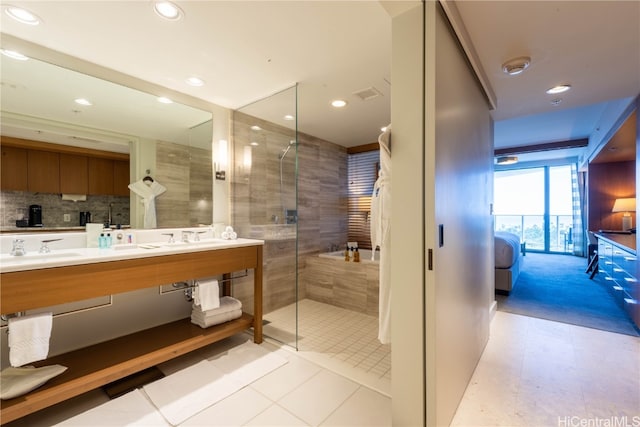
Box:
231 85 298 349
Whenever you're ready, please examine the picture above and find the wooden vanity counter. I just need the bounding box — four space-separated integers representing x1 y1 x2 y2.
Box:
0 243 263 424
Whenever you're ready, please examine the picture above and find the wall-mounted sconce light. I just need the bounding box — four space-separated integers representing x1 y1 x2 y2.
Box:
243 146 252 170
612 197 636 231
215 139 227 180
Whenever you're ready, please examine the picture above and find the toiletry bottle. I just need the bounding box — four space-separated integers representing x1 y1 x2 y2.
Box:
344 245 350 261
106 232 112 248
99 233 106 249
354 247 360 263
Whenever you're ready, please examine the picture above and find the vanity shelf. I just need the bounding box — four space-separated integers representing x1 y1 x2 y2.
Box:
0 243 263 424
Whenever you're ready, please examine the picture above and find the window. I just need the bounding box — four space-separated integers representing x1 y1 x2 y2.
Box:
495 164 574 253
348 150 379 249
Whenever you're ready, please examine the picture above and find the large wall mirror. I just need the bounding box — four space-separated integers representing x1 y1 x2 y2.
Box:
0 43 214 229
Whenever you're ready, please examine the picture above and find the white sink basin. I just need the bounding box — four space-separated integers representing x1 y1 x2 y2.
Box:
0 252 83 263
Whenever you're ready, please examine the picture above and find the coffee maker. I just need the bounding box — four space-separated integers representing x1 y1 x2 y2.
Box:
28 205 43 227
80 211 92 226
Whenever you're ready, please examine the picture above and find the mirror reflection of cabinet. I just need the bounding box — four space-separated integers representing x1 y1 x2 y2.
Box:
28 150 60 193
0 146 28 191
59 154 88 194
1 137 129 197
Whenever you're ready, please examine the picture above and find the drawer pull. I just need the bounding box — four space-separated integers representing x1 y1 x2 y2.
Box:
624 256 637 261
624 298 638 305
613 268 624 273
612 285 623 291
624 277 638 282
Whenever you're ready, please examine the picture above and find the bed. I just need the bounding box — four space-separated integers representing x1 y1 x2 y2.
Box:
495 231 523 294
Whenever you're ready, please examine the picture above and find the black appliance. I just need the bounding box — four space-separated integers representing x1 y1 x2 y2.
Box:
28 204 43 227
80 211 92 226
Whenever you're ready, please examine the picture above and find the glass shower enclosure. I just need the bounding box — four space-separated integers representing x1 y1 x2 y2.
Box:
230 85 299 349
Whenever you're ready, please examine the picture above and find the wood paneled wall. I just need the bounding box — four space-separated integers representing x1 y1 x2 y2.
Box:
588 160 636 231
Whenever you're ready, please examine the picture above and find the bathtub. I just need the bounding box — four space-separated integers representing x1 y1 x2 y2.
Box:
319 249 380 263
303 249 380 316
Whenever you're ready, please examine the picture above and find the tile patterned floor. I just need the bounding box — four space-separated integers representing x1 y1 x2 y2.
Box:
263 299 391 395
6 308 638 426
451 311 640 426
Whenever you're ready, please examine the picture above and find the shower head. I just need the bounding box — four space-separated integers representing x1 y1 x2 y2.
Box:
279 140 298 159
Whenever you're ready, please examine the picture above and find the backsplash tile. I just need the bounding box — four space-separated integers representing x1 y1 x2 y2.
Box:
0 190 129 228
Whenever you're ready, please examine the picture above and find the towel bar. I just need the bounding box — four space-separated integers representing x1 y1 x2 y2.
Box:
1 296 113 328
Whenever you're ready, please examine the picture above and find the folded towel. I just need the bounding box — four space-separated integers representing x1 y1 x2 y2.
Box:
8 313 53 367
191 309 243 328
192 296 242 317
194 279 220 311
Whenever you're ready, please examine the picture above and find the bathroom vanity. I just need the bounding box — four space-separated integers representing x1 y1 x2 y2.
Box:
0 237 263 424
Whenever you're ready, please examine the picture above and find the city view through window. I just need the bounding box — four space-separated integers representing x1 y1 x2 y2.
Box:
494 165 574 253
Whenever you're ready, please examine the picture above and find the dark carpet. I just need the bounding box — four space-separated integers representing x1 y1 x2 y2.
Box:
496 252 640 336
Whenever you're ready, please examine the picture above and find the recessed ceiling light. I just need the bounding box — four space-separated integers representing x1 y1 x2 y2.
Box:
185 77 204 87
4 6 41 25
74 98 92 106
283 114 295 121
250 125 262 131
157 96 173 104
496 156 518 165
331 99 347 108
501 56 531 76
0 49 28 60
546 84 571 95
153 1 183 20
250 142 259 146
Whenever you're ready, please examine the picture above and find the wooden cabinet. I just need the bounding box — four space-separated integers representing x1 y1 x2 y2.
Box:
1 146 28 191
27 150 60 193
59 154 88 194
88 158 114 195
113 160 130 196
595 233 639 329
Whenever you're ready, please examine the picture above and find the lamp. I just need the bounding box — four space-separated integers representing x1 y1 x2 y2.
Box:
496 156 518 165
612 197 636 230
215 139 227 180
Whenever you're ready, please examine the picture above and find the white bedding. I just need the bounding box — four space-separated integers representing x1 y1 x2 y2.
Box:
495 232 520 268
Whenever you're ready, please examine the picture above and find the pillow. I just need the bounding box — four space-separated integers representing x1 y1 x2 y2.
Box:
0 364 67 400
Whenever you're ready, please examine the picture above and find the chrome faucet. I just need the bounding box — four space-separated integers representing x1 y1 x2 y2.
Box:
39 238 63 253
10 239 26 256
162 232 175 243
181 231 194 243
108 203 114 226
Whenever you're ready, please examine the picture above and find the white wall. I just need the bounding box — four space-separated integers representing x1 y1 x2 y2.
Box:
390 2 493 426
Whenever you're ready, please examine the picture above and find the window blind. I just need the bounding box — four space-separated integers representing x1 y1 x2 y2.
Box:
348 150 379 250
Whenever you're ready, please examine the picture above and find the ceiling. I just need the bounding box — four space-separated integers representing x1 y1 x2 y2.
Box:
0 1 639 159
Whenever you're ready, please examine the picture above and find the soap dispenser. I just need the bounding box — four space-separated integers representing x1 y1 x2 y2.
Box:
354 247 360 263
344 244 350 262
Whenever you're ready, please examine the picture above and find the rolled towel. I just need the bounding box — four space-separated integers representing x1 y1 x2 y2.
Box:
194 279 220 311
8 313 53 367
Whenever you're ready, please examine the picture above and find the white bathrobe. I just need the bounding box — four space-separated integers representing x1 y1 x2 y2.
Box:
371 125 391 344
128 179 167 229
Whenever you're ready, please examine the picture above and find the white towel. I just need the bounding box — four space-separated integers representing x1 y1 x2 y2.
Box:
191 309 243 328
193 279 220 311
8 313 53 367
192 296 241 317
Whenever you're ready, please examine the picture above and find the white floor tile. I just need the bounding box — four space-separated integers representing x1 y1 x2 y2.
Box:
319 387 391 427
278 369 359 426
251 354 322 401
243 404 310 426
180 387 272 426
